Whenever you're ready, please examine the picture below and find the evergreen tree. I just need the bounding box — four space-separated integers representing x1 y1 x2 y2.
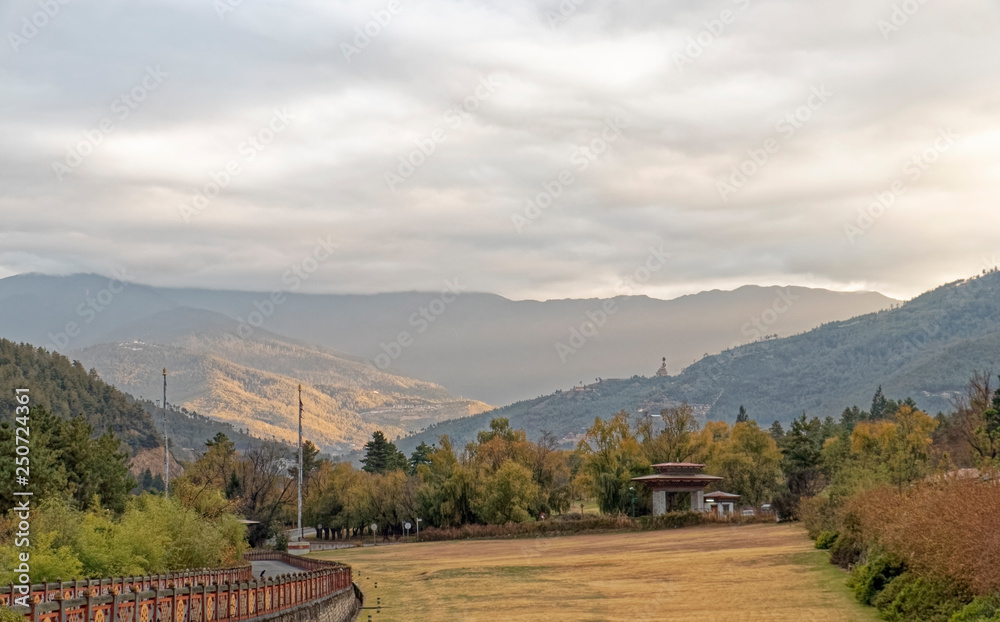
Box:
361 431 408 474
779 414 826 498
409 441 434 474
769 420 785 441
0 408 134 513
871 386 889 420
736 405 749 424
839 405 865 432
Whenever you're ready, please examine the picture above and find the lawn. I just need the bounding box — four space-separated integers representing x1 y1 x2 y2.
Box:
312 523 878 622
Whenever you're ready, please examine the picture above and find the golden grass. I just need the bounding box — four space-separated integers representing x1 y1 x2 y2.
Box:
313 523 878 622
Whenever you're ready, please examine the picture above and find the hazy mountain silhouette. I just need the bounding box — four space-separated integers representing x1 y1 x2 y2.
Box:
0 273 896 406
392 270 1000 455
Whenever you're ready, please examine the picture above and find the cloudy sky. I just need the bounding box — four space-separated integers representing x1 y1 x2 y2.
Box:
1 0 998 301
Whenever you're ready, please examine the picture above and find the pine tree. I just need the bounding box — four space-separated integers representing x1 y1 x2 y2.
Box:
871 386 889 420
736 405 749 423
409 441 434 474
769 420 785 441
361 430 408 474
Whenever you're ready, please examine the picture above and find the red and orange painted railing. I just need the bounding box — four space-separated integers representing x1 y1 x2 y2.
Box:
1 551 353 622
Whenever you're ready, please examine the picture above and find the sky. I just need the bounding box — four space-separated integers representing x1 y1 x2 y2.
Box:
1 0 999 302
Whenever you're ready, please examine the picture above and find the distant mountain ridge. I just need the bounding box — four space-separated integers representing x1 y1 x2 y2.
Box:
0 273 898 406
67 308 491 453
0 274 492 452
391 270 1000 456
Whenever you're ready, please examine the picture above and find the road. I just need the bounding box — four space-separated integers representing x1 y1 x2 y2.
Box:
250 559 304 580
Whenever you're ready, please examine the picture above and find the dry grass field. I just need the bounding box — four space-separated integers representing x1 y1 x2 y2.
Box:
313 523 878 622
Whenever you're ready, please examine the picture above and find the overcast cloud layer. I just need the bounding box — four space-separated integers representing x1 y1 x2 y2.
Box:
1 0 998 301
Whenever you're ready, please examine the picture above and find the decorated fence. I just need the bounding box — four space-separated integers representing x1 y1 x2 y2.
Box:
1 552 353 622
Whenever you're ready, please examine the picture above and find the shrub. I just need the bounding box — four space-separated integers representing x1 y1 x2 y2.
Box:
0 608 25 622
873 572 969 622
828 532 863 568
274 533 289 552
848 550 904 605
415 512 705 542
799 494 840 539
847 479 1000 596
950 595 1000 622
814 530 838 550
639 512 704 530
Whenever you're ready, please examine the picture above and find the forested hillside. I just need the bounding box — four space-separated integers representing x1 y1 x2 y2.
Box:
395 270 1000 455
0 339 159 450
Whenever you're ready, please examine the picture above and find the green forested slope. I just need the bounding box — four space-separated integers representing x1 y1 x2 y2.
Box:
0 339 159 450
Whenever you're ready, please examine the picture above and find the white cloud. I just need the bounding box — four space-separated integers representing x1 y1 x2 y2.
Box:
1 0 999 300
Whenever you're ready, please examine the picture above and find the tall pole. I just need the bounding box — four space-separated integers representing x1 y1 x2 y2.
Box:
297 384 303 542
163 368 169 497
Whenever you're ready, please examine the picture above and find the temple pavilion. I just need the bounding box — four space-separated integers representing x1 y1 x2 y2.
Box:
631 462 724 515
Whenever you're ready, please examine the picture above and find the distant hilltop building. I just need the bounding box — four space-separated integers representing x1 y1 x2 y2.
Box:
655 357 669 377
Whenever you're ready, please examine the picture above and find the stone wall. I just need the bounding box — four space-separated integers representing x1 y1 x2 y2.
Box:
253 587 361 622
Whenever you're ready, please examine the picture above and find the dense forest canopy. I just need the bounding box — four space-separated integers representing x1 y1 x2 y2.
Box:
0 339 158 450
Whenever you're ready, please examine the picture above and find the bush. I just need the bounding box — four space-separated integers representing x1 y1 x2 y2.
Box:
0 494 246 583
799 495 840 539
639 512 704 530
846 479 1000 595
815 530 839 550
829 532 863 568
848 550 904 605
873 572 969 622
274 533 289 552
0 608 25 622
950 595 1000 622
416 512 705 542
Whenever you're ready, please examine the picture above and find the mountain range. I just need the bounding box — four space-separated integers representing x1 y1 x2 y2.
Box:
0 272 907 454
392 270 1000 456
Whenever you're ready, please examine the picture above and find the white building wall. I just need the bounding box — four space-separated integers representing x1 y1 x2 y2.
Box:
691 490 705 512
652 490 666 516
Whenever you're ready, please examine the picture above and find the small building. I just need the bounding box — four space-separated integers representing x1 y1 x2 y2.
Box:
631 463 723 515
704 491 741 517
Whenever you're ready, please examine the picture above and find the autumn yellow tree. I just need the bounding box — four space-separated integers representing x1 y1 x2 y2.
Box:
851 404 938 490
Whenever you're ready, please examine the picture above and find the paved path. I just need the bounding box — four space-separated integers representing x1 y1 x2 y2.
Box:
250 559 304 580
